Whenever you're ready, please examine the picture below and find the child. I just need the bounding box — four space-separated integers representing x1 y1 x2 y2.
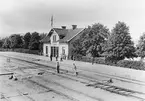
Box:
73 62 78 76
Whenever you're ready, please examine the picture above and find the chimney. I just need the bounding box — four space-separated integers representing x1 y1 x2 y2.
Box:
61 26 66 29
72 25 77 30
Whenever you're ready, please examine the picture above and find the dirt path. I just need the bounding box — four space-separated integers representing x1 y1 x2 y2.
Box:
0 54 144 101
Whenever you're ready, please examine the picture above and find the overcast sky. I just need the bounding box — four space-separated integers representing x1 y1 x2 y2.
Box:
0 0 145 42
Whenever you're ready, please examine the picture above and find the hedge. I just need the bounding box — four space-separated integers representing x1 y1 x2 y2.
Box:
117 60 145 70
0 48 40 55
73 55 145 71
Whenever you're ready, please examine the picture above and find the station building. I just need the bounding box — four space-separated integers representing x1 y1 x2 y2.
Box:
41 25 85 59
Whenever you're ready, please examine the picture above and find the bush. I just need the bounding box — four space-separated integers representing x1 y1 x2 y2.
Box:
94 57 106 64
0 48 40 55
74 54 145 71
74 55 82 61
73 55 106 64
117 60 145 70
81 56 92 62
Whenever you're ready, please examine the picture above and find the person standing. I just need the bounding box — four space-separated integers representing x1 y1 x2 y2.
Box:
60 54 63 61
71 55 73 60
50 54 52 61
56 54 58 61
92 57 94 65
73 61 78 76
56 61 60 73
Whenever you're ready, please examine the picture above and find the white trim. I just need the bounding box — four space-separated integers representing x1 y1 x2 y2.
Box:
67 28 85 42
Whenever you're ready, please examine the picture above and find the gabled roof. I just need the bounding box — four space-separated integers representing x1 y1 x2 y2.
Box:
58 28 84 43
53 28 68 36
40 35 50 43
41 27 85 43
40 30 53 43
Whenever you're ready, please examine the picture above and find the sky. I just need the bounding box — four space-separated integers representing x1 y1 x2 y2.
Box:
0 0 145 43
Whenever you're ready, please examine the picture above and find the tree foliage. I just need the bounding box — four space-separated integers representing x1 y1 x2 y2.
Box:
39 33 47 53
40 33 47 40
0 38 5 48
29 32 40 50
104 21 136 62
9 34 23 49
83 23 109 57
136 32 145 59
72 38 85 56
72 23 109 57
2 38 11 48
23 32 31 49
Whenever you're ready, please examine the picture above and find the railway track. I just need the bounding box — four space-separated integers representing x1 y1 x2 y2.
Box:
2 60 102 101
27 79 80 101
3 54 145 86
0 70 79 101
1 55 145 100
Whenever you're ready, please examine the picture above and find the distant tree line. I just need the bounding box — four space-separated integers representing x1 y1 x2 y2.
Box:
0 21 145 63
72 21 145 63
0 32 47 52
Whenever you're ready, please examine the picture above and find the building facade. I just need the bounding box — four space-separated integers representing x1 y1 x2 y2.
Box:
41 25 85 59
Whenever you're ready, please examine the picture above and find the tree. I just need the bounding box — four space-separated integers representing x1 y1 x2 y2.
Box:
23 32 31 49
40 33 47 40
2 38 11 48
83 23 110 57
0 39 4 48
9 34 23 49
29 32 40 50
72 39 85 56
136 32 145 59
71 27 90 56
104 21 136 63
71 23 109 58
39 33 47 54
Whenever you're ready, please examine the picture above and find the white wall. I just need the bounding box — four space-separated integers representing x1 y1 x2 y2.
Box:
43 43 51 56
43 30 69 59
50 31 59 45
43 31 59 56
59 43 68 58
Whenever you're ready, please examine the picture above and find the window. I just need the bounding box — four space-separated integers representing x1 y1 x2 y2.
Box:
53 35 56 42
62 47 65 54
51 46 59 57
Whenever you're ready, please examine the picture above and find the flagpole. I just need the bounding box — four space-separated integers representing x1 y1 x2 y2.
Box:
51 15 53 28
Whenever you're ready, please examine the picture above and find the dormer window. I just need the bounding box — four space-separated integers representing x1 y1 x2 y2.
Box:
53 35 56 42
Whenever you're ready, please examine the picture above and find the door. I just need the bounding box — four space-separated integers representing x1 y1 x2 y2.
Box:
51 46 59 57
46 46 48 55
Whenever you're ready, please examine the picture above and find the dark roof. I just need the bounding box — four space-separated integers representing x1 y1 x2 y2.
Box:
40 30 53 43
53 28 68 36
41 28 84 43
40 35 50 43
58 28 84 43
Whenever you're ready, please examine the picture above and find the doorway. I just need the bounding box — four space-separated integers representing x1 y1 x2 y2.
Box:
46 46 48 55
51 46 59 57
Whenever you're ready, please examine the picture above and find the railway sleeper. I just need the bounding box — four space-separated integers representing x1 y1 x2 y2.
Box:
87 83 135 97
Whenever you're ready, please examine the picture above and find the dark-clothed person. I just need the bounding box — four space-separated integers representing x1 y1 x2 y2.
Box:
56 61 60 73
50 54 52 61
